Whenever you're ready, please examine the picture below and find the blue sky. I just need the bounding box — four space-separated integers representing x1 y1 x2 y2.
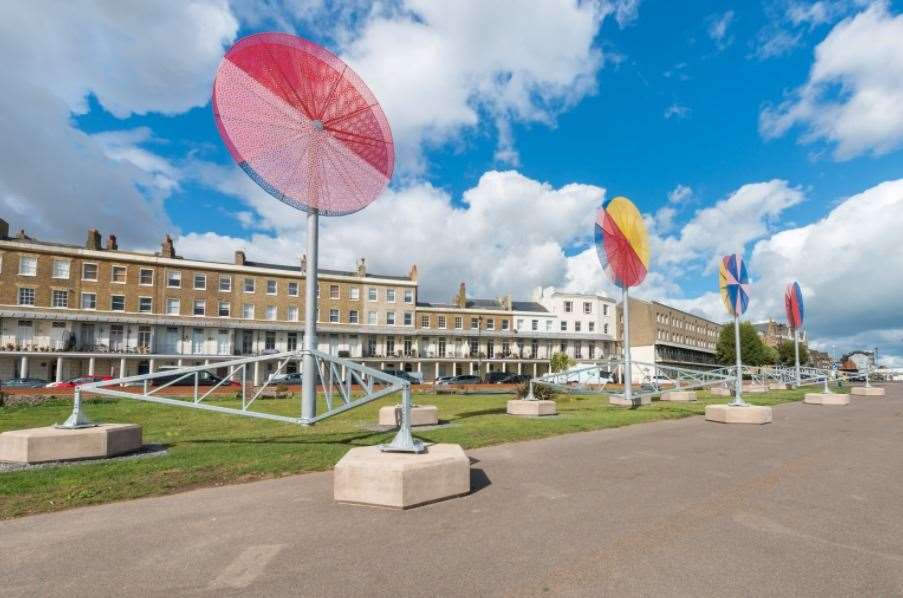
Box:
4 0 903 363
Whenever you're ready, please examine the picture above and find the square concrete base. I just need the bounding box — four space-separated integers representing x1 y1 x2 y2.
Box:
709 387 732 396
378 405 439 427
742 384 768 394
661 390 697 402
609 395 652 407
334 443 470 509
0 424 142 464
804 392 850 405
705 404 773 425
506 399 557 416
851 386 885 396
768 383 788 390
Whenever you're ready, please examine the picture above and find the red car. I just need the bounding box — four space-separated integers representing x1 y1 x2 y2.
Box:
45 375 113 389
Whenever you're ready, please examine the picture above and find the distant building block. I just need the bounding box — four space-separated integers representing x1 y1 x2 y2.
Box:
705 404 772 425
334 444 470 509
0 424 142 464
506 399 557 416
378 405 439 427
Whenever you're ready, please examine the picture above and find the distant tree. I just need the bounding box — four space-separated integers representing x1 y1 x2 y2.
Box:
777 340 809 366
716 321 769 366
549 352 575 373
763 345 780 366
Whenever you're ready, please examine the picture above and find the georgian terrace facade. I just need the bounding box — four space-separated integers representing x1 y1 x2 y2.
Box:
0 221 618 384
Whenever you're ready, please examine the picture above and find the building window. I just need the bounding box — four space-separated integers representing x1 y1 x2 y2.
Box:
386 338 396 356
111 265 127 283
560 321 567 331
265 305 277 320
192 300 205 316
139 268 154 285
288 281 298 296
438 315 447 329
265 332 276 351
486 319 495 330
501 319 509 331
81 293 97 310
219 275 232 292
404 289 413 303
589 322 595 332
242 304 254 319
546 321 552 331
329 309 339 323
403 311 413 326
329 284 339 299
603 304 609 316
111 295 125 311
139 297 153 313
287 332 298 351
350 287 359 300
421 314 431 328
471 317 479 329
575 322 581 332
367 288 377 301
51 289 68 308
18 255 37 276
287 306 299 321
52 259 70 279
454 316 463 329
194 274 206 290
583 302 592 314
244 278 255 293
368 311 377 325
387 288 396 303
17 287 36 305
604 323 609 334
82 263 98 281
138 326 151 350
564 300 573 313
166 298 180 315
438 339 446 358
316 284 320 298
532 319 539 331
349 309 359 324
265 280 277 295
386 312 396 326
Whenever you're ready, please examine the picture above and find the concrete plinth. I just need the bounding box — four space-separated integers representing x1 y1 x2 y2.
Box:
661 390 697 402
334 443 470 509
705 404 772 425
804 392 850 406
768 383 788 390
0 424 142 464
609 395 652 407
378 405 439 427
709 387 731 396
851 386 885 397
506 399 557 416
742 384 768 394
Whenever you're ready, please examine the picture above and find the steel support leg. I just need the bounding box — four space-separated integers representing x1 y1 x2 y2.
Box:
381 385 425 453
57 389 97 429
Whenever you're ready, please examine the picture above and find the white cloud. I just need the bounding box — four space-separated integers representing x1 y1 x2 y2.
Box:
664 104 691 120
760 2 903 159
707 11 735 50
667 184 694 204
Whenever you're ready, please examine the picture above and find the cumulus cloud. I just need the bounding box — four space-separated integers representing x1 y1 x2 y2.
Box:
751 0 862 60
664 104 691 120
760 2 903 159
707 11 735 50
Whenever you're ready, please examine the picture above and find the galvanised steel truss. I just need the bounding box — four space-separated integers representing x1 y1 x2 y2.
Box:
58 348 424 453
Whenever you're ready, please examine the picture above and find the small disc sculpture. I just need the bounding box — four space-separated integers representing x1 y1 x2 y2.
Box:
719 254 751 405
784 281 805 387
595 196 650 405
212 33 395 429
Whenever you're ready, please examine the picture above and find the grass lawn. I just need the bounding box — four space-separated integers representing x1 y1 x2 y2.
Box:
0 387 809 519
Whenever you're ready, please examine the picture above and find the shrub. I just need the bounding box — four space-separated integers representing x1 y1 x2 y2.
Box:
516 382 554 400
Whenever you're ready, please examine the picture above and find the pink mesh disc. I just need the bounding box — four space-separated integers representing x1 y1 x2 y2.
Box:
213 32 395 216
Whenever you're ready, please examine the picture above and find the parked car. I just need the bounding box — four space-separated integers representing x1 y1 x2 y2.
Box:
432 375 455 387
151 371 239 387
381 369 420 384
3 377 50 388
46 375 113 389
484 372 512 384
268 372 303 385
497 373 531 384
447 374 482 385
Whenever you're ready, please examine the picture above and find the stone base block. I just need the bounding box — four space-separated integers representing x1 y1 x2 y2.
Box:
851 386 885 396
0 424 142 464
506 399 557 416
804 392 850 406
609 395 652 407
378 405 439 427
705 404 772 425
709 387 732 396
661 390 697 402
768 383 788 390
334 443 470 509
742 384 768 394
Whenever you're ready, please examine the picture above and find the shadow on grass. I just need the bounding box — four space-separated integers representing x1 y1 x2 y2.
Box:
180 429 392 447
453 407 507 420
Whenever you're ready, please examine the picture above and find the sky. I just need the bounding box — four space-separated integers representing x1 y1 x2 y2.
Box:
2 0 903 365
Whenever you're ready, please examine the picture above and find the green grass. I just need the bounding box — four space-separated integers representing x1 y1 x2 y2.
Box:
0 387 809 519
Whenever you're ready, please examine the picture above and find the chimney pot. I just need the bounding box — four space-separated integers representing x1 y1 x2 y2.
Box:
106 234 118 250
234 250 246 265
86 229 102 250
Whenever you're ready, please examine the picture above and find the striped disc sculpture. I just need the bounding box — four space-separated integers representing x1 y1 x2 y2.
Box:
595 196 650 405
785 281 805 386
719 254 750 404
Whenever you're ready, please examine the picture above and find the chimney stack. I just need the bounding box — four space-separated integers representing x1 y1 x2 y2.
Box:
300 254 307 273
454 282 467 308
234 250 246 265
408 264 418 281
106 234 118 250
160 234 176 258
0 218 8 239
86 229 102 250
357 258 366 277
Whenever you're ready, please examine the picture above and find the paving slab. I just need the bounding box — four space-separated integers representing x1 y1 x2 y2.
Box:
2 384 903 597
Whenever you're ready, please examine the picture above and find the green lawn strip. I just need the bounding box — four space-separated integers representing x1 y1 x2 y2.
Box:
0 387 808 519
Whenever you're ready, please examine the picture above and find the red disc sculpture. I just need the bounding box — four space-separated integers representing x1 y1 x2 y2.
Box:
213 32 395 216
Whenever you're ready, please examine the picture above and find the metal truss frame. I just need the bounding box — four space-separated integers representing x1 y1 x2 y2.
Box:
58 348 424 453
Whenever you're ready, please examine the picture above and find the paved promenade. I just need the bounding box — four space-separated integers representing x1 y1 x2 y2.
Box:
2 385 902 597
